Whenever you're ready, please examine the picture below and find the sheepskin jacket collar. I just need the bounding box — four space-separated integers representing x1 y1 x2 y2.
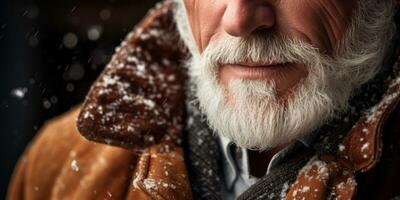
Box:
76 0 400 199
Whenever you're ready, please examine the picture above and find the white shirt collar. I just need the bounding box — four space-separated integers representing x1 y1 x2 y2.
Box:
218 133 317 193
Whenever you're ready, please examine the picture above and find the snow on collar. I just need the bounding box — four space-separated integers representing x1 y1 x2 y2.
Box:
337 60 400 173
76 0 189 152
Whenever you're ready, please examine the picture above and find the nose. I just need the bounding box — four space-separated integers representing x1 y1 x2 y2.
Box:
222 0 275 37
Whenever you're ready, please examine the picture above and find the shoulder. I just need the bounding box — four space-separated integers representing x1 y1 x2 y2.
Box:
8 106 137 200
34 105 87 150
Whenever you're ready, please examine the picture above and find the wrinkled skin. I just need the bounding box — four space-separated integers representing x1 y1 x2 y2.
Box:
182 0 357 96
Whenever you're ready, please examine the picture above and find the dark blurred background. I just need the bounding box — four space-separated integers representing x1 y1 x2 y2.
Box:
0 0 159 198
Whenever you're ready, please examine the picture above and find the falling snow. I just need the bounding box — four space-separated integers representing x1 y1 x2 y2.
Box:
63 33 78 49
11 88 28 99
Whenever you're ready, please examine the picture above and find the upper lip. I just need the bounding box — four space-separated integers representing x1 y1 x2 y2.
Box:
232 61 285 67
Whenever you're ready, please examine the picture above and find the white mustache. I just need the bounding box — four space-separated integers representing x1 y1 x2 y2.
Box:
202 34 321 71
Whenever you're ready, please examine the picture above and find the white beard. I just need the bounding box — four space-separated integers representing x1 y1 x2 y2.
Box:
174 0 396 151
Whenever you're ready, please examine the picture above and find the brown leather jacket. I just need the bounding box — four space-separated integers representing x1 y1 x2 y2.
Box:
7 1 400 199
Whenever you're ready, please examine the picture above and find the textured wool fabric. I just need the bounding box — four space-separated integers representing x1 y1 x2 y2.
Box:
183 82 223 200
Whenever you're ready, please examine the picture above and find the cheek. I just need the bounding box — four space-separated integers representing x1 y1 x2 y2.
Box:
277 0 356 52
280 8 332 51
183 0 226 53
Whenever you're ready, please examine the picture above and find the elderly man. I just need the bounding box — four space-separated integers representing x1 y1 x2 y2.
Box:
7 0 400 199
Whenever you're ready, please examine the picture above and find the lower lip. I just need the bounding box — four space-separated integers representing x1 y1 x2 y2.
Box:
220 63 291 80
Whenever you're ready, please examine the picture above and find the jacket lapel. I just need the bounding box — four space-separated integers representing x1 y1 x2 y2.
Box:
76 0 188 152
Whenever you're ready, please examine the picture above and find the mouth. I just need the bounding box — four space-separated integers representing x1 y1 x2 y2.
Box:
220 62 292 80
235 61 284 66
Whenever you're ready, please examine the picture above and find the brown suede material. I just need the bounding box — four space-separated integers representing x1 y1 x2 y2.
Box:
132 144 192 200
7 106 192 200
8 107 138 200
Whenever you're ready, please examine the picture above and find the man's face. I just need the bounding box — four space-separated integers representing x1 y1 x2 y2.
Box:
181 0 356 98
175 0 394 150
